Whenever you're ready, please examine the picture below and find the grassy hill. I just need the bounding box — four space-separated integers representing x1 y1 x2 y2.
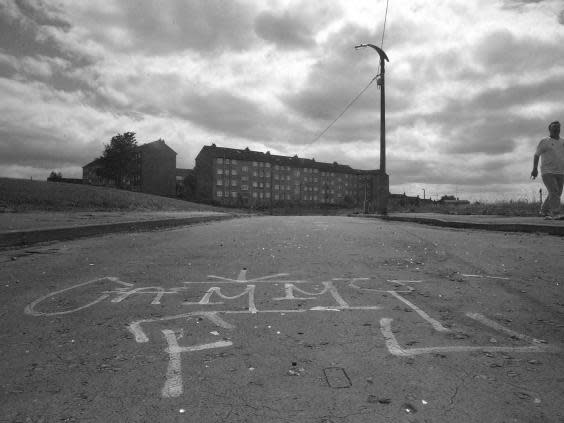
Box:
0 178 224 212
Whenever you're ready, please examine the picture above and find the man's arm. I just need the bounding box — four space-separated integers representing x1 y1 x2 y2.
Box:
531 154 540 179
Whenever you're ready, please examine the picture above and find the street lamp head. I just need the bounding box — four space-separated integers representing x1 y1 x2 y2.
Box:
354 43 389 62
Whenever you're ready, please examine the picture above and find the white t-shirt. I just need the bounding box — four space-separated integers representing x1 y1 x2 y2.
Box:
535 137 564 175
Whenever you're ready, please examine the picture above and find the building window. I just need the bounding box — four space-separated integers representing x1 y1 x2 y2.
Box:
231 192 238 198
253 171 258 177
225 159 230 164
241 185 249 191
231 180 238 186
232 159 237 165
253 182 258 188
242 166 249 172
266 192 270 198
253 162 258 167
216 179 223 186
216 191 223 197
253 192 258 198
232 170 238 176
217 169 223 174
241 176 248 181
216 158 223 164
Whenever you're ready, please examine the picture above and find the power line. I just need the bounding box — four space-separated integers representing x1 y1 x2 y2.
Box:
309 0 391 144
309 77 377 144
380 0 390 49
377 0 390 76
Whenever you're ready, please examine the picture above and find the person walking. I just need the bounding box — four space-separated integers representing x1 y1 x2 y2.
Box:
531 121 564 219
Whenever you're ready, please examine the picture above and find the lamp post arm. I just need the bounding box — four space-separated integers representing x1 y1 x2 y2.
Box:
354 44 389 63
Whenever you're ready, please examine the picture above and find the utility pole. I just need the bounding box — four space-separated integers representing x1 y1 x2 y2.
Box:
355 43 389 215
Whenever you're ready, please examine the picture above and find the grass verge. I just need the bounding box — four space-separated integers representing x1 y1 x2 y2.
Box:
0 178 223 212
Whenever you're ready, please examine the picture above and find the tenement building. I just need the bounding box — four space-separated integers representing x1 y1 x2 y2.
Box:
83 139 177 197
194 143 385 208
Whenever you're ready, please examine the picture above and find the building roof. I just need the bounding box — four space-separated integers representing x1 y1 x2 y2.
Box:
82 157 104 169
197 144 380 174
138 139 177 155
83 140 177 168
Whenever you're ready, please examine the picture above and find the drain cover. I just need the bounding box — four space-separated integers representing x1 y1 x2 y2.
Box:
323 367 352 388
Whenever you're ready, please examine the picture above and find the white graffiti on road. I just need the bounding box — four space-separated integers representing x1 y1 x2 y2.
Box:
24 270 559 399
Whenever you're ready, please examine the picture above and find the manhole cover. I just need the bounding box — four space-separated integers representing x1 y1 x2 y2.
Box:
323 367 351 388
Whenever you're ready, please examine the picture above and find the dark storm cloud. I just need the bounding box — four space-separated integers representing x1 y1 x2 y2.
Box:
280 25 384 120
0 0 70 59
474 30 564 73
391 29 564 156
254 2 341 49
14 0 70 28
254 10 316 49
0 127 99 168
388 156 515 186
183 89 277 140
501 0 564 25
277 21 416 145
80 0 258 55
83 70 290 142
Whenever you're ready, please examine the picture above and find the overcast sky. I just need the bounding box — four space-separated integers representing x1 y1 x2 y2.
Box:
1 0 563 201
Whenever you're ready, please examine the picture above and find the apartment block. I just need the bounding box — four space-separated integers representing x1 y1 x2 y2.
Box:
83 139 177 197
194 143 385 207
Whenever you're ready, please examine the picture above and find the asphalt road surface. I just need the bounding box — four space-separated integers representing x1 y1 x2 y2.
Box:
2 216 563 423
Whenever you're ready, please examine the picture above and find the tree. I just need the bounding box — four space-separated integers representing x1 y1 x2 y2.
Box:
47 171 62 181
97 132 138 189
180 172 197 200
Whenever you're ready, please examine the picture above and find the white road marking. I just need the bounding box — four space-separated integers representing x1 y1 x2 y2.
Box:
110 286 167 305
206 272 290 283
129 313 195 343
192 311 235 329
310 306 381 311
466 312 545 344
380 318 556 357
162 330 232 398
273 281 350 308
461 274 510 280
182 284 257 314
24 277 132 316
389 291 450 332
348 278 423 293
129 311 236 343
